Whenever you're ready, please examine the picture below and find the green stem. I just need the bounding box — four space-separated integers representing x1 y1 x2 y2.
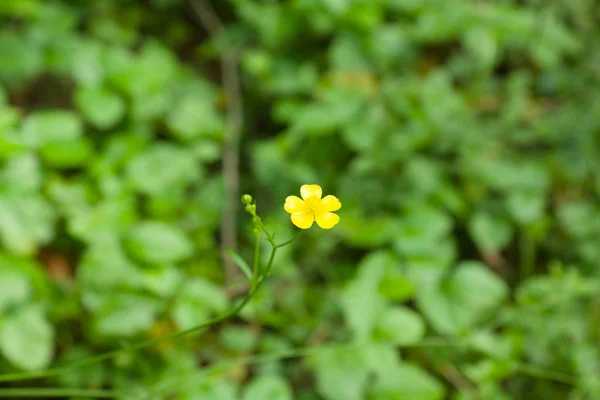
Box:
154 337 466 395
213 337 464 368
0 223 301 384
0 284 260 383
0 388 118 398
153 335 578 397
251 216 276 246
259 247 277 284
252 231 261 284
515 362 576 386
275 230 303 249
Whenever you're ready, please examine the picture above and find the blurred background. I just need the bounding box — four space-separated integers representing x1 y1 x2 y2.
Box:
0 0 599 399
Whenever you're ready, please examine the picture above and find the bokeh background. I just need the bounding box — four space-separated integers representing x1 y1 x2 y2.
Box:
1 0 600 399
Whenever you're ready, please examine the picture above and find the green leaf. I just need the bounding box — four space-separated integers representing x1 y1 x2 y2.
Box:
0 153 41 192
289 103 341 138
417 261 508 335
329 35 370 69
0 193 56 256
79 235 146 291
130 91 171 122
166 89 224 140
142 265 182 298
20 110 82 148
126 144 200 197
0 255 50 301
321 0 350 14
75 87 126 129
379 270 415 302
180 379 237 400
192 140 222 163
369 25 412 67
0 130 26 159
91 293 160 337
363 342 403 379
398 206 453 241
464 27 498 69
370 363 445 400
0 261 31 312
506 191 545 225
374 306 425 345
70 40 104 87
118 42 180 97
573 344 600 397
0 32 43 84
266 62 318 95
39 138 93 168
47 177 93 218
220 326 258 354
227 249 253 279
404 157 444 198
394 206 455 267
469 211 513 253
472 159 550 193
340 216 397 248
0 304 54 370
243 375 292 400
69 197 137 242
467 330 514 359
125 221 194 264
463 359 516 383
171 278 228 330
557 201 600 238
341 251 388 341
342 104 387 151
312 348 369 400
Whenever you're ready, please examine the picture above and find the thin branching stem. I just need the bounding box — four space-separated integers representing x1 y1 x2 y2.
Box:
0 217 294 389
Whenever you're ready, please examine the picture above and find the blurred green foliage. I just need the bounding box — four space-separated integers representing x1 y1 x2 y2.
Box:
1 0 600 399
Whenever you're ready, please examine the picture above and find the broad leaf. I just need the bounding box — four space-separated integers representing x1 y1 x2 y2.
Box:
171 278 228 330
243 375 292 400
374 306 425 345
125 221 194 264
370 363 445 400
417 261 508 334
75 86 126 129
0 304 54 370
469 211 513 253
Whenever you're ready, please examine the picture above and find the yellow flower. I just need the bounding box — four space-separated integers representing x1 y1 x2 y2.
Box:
284 184 341 229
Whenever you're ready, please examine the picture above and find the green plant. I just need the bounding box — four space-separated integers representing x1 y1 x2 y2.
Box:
0 0 599 399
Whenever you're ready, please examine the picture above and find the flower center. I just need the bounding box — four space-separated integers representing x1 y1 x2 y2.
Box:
307 198 322 213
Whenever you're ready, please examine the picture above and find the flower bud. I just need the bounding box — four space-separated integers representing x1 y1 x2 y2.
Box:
241 194 253 205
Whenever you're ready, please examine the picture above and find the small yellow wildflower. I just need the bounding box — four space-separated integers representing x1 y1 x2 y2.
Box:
284 184 341 229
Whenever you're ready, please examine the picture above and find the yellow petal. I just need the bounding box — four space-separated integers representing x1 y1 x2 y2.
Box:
291 212 314 229
300 184 322 200
284 195 307 214
315 211 340 229
321 195 341 212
